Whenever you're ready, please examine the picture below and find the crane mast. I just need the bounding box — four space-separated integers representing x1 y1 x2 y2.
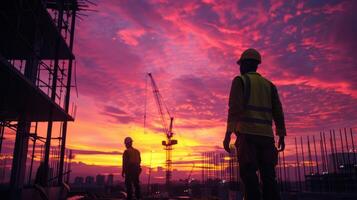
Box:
147 73 177 192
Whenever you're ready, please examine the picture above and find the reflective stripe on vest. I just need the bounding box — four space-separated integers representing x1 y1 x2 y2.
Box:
237 72 274 136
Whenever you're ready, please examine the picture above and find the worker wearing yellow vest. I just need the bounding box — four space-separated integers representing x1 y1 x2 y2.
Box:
223 48 286 200
122 137 142 200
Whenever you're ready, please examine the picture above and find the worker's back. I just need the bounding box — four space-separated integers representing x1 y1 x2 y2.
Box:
123 147 141 166
237 72 274 137
245 73 272 109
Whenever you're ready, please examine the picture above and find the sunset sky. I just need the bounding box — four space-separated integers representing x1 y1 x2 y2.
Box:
46 0 357 181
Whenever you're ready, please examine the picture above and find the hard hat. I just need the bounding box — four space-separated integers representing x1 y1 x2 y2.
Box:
237 48 261 64
124 137 133 145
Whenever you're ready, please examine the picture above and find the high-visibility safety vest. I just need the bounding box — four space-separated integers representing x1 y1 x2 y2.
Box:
237 72 274 137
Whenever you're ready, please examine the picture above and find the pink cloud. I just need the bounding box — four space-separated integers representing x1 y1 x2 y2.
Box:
117 28 146 46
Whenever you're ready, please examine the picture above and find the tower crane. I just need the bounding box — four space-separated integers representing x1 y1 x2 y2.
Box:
146 73 177 192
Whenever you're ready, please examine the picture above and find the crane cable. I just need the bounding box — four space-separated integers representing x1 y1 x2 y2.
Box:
144 74 148 134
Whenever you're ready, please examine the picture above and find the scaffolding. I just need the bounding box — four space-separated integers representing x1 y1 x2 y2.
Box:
0 0 88 198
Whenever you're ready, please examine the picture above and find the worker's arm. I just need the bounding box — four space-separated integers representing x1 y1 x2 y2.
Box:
226 76 245 133
271 84 287 151
122 151 127 177
224 76 244 153
138 150 142 173
271 84 286 136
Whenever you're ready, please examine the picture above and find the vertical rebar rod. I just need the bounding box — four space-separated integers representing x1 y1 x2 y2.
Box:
339 129 347 191
294 138 298 190
211 153 215 180
313 136 319 173
216 154 218 179
205 153 207 183
222 154 227 180
223 154 225 181
206 152 208 183
319 136 329 192
220 154 223 180
285 149 291 190
322 131 329 172
215 153 217 180
208 153 210 180
300 136 307 190
205 153 207 181
201 153 204 183
214 153 219 179
202 153 204 184
333 130 339 170
339 129 346 169
307 136 313 174
350 128 356 165
218 154 221 180
300 137 307 178
282 150 288 190
344 128 351 175
214 153 216 179
295 137 302 191
322 131 334 191
312 135 321 192
206 152 208 182
330 131 337 172
222 153 225 181
207 153 209 182
210 152 212 180
320 132 326 172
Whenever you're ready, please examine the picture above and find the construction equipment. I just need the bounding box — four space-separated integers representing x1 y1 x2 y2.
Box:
146 73 177 192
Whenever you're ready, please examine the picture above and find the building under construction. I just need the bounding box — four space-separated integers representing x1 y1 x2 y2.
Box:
0 0 86 199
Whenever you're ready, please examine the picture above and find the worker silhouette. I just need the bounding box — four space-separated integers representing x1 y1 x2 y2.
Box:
122 137 142 200
223 48 286 200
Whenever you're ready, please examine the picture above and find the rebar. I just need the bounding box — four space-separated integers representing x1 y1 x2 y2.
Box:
313 136 319 174
295 137 302 191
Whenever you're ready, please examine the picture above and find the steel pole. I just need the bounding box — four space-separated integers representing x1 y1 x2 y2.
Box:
58 6 77 185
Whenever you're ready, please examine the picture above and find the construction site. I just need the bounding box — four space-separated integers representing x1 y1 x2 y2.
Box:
1 0 357 200
0 0 83 199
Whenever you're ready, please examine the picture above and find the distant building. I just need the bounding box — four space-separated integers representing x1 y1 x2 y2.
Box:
107 174 114 186
74 176 84 185
96 174 106 185
85 176 95 185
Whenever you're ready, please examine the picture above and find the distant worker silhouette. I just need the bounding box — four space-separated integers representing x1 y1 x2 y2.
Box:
223 48 286 200
122 137 142 200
